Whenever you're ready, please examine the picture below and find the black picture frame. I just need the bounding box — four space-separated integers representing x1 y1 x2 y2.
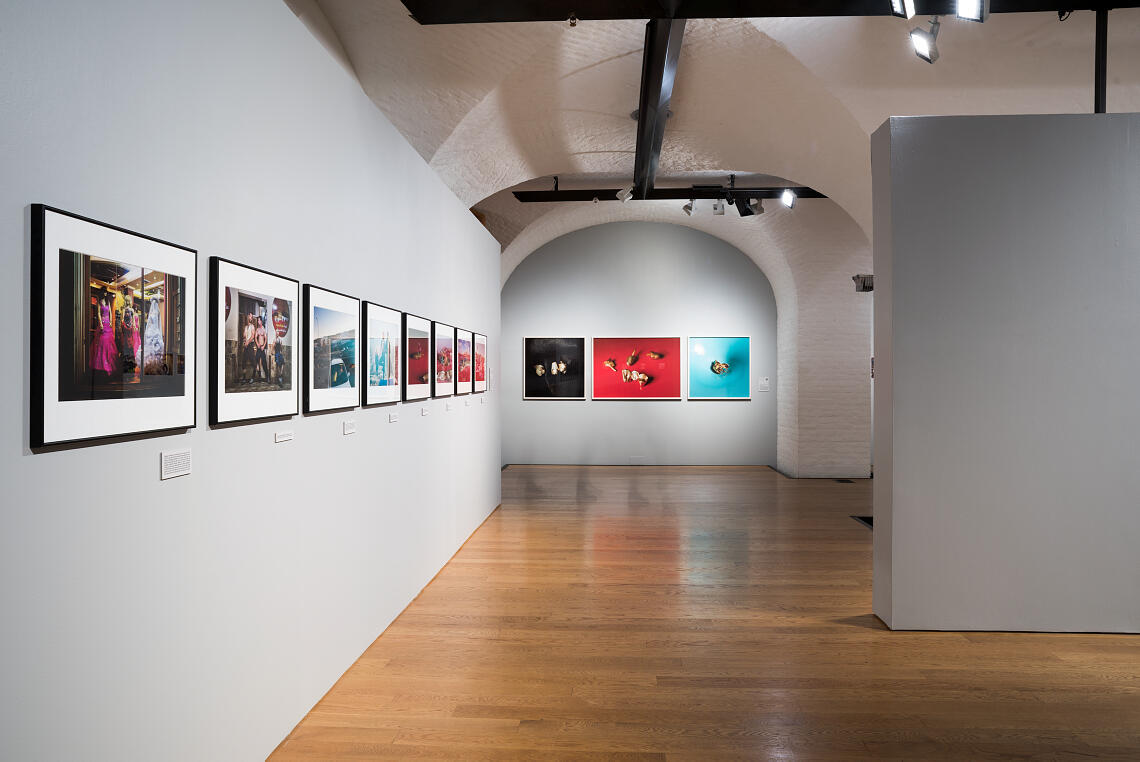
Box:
361 301 403 407
455 328 474 395
473 333 488 393
403 312 432 402
302 284 360 414
432 321 455 398
208 257 300 425
31 204 198 448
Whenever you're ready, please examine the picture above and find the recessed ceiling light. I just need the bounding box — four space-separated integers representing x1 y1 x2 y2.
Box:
780 189 797 209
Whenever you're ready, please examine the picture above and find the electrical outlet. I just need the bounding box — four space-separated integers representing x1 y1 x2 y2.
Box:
343 420 356 435
389 412 399 423
274 430 294 443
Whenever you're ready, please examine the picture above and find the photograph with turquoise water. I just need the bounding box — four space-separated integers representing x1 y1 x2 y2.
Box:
687 336 750 400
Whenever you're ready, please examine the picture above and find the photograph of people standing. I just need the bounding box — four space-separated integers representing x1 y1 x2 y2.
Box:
223 287 292 394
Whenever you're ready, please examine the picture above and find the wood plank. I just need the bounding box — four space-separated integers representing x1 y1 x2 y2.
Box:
270 466 1140 759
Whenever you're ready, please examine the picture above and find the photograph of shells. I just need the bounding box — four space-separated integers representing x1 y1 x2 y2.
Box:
688 336 751 400
432 321 455 397
523 337 585 399
592 337 681 400
403 313 431 401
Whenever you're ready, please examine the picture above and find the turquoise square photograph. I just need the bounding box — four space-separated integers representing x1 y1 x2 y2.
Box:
688 336 750 399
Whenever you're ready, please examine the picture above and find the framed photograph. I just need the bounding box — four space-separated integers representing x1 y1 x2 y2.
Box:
31 204 196 447
688 336 751 400
303 285 359 413
455 329 474 395
523 337 585 399
473 333 488 393
403 313 431 401
209 258 298 425
432 322 455 397
591 337 682 400
363 302 401 406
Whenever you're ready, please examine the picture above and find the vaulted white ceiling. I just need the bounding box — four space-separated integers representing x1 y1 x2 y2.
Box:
288 0 1140 247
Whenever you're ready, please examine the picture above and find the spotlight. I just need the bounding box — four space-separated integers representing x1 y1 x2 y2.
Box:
780 189 797 209
956 0 989 22
712 198 725 216
682 199 694 216
736 197 763 217
890 0 915 19
616 185 634 203
910 17 940 63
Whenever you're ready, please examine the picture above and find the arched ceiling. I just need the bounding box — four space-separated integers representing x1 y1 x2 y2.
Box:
289 0 1140 246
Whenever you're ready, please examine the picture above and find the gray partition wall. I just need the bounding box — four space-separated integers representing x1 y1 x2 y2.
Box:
872 114 1140 633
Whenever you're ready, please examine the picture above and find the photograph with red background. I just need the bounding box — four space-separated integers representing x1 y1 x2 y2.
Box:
592 337 681 399
406 335 430 385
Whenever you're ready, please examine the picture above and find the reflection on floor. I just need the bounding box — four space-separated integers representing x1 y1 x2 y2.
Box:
271 465 1140 760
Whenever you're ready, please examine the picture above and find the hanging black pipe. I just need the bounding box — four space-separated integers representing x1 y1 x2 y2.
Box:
1094 7 1107 113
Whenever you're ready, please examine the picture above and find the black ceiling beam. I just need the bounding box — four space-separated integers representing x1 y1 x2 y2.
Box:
401 1 1134 25
633 19 685 201
513 186 826 202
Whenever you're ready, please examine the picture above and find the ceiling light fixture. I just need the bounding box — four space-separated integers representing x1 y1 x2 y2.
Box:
956 0 989 22
890 0 916 19
616 185 634 203
682 199 694 216
712 198 725 216
736 197 763 217
780 189 797 209
910 17 941 64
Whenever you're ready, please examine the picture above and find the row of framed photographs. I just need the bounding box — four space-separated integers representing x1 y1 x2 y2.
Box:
523 336 753 401
216 261 487 424
30 204 486 448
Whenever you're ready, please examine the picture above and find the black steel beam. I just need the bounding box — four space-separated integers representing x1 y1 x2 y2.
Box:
513 186 826 202
401 1 1135 25
1094 7 1107 113
633 19 686 200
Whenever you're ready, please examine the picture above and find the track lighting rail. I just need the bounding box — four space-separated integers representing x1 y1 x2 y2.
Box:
512 186 825 203
401 1 1135 25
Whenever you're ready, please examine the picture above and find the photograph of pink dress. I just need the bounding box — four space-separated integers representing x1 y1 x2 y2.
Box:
89 301 118 374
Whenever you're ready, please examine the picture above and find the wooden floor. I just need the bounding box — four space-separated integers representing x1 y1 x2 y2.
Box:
272 466 1140 760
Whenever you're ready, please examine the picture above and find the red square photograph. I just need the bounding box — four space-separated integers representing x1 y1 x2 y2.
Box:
592 337 681 399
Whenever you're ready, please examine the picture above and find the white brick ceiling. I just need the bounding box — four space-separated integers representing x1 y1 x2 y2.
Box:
292 0 1140 247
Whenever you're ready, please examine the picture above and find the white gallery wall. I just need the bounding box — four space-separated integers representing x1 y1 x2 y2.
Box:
0 1 501 760
872 113 1140 632
501 222 778 466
